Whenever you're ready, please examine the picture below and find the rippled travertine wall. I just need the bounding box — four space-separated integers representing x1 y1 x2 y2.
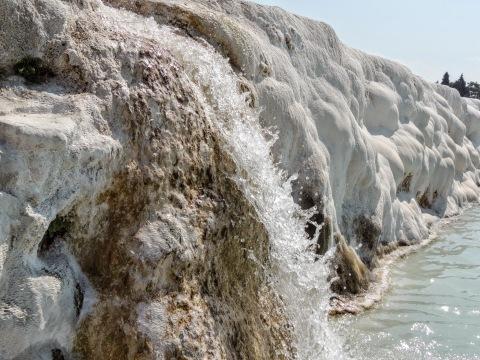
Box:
2 0 480 358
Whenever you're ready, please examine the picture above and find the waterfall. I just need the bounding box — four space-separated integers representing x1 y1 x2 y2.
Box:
100 6 347 359
165 31 346 360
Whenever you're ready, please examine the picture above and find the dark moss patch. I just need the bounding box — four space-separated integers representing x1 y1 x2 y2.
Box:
397 172 413 193
354 215 381 251
353 215 381 268
330 234 370 295
74 282 84 318
417 191 430 208
306 215 332 256
299 192 331 255
397 239 411 247
417 189 438 209
14 56 53 83
319 217 333 253
38 216 71 255
51 348 65 360
238 80 257 108
285 34 293 50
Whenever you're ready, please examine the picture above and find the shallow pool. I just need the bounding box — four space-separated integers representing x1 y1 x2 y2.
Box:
336 206 480 360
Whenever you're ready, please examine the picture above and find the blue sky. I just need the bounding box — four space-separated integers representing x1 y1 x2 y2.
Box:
253 0 480 83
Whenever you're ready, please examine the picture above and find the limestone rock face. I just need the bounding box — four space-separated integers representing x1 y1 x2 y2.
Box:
2 0 480 359
0 1 293 359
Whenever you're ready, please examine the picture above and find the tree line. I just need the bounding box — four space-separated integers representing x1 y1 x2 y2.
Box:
440 72 480 99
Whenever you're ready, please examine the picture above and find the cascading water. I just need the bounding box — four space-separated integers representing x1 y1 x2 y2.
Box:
172 35 346 360
99 5 346 359
167 36 347 360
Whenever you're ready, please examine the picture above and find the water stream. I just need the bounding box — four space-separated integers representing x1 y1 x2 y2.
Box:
337 206 480 360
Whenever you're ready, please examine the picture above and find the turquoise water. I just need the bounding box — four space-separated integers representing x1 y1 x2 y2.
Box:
337 206 480 360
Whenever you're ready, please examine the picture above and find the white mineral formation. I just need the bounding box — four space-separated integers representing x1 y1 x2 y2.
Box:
1 0 479 359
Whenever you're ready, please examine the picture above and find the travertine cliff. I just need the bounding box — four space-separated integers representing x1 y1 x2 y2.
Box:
1 0 480 359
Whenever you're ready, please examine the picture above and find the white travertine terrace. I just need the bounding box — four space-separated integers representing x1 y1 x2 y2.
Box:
1 0 480 358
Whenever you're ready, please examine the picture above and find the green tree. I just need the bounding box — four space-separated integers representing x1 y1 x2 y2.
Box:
441 72 450 85
452 74 469 97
